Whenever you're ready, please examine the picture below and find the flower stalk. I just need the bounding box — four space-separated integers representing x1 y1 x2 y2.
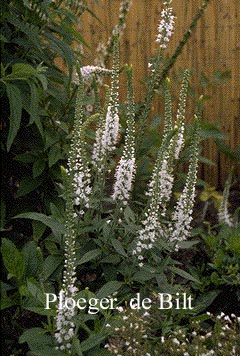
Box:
112 66 136 206
92 36 120 175
169 116 201 250
55 67 93 352
218 170 234 227
136 0 176 151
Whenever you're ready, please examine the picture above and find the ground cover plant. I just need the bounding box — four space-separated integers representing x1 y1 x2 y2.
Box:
1 0 239 355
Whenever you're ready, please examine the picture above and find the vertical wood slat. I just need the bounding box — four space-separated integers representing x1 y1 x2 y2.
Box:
79 0 240 187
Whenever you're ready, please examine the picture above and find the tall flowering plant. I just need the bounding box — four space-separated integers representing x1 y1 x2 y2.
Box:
137 0 175 145
92 36 120 176
132 70 201 266
112 66 136 206
55 72 87 352
218 170 234 227
168 117 201 251
2 1 231 356
54 3 202 354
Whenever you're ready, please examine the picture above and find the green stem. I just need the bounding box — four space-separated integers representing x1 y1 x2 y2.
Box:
136 50 162 152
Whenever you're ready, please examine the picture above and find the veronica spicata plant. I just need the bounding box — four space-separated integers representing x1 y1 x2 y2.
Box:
54 36 120 353
105 311 240 356
112 67 136 206
132 70 201 265
2 1 226 356
137 0 175 145
168 117 200 251
92 37 120 175
54 4 202 353
218 170 234 227
55 72 87 352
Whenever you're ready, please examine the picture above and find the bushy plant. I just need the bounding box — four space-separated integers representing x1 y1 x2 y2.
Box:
188 173 240 318
12 11 206 351
1 0 95 237
105 308 240 356
1 1 239 356
1 0 95 354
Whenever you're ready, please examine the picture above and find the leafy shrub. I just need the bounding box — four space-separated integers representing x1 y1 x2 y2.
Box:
1 1 239 355
1 0 93 236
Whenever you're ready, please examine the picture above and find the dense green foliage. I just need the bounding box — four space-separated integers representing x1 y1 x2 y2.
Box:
0 2 92 353
1 0 91 232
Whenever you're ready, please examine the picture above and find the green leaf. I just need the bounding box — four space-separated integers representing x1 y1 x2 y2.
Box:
102 222 112 240
37 73 48 91
61 23 89 47
100 254 121 264
194 290 221 313
198 156 216 166
150 114 162 129
21 304 56 317
215 140 240 162
19 328 47 344
8 63 38 79
32 220 46 241
168 266 201 284
30 347 64 356
22 242 42 278
96 281 123 299
45 240 59 255
132 269 154 283
42 255 63 281
78 249 102 265
177 240 200 249
1 62 6 76
13 212 66 235
50 202 65 223
44 128 59 150
19 328 65 356
200 122 227 140
48 144 63 167
213 70 231 84
74 288 96 303
1 238 25 280
0 281 15 292
43 32 74 71
123 206 135 223
72 337 83 355
0 282 19 310
155 273 176 293
28 80 43 135
20 278 45 305
80 333 107 352
33 159 46 178
111 238 127 257
0 297 19 310
6 83 23 151
15 152 36 163
200 72 210 87
16 175 44 197
6 16 42 53
89 349 112 356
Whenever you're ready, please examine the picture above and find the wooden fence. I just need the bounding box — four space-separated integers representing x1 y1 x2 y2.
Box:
79 0 240 187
